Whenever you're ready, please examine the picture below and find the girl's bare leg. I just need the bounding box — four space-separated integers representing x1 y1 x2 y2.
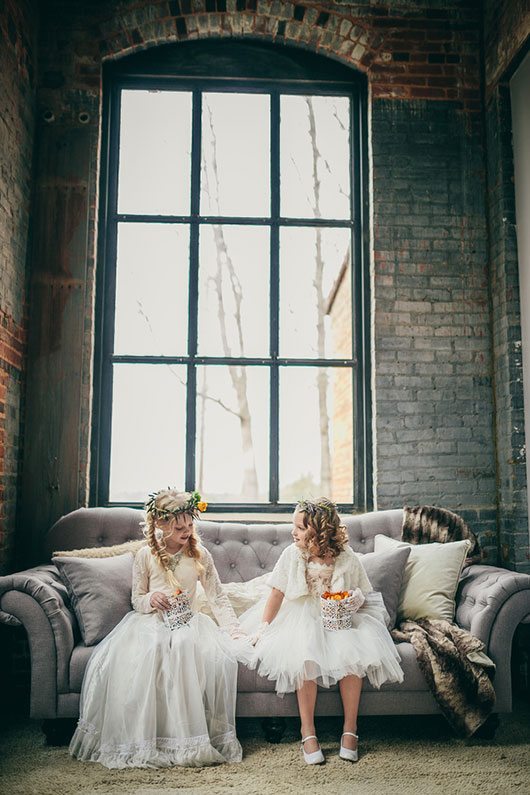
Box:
339 675 363 750
296 680 319 753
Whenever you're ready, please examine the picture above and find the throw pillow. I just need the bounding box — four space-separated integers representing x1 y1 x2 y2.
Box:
373 535 470 623
356 545 411 628
53 553 134 646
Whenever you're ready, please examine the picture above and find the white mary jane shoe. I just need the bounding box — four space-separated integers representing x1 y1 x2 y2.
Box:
301 735 325 765
339 731 359 762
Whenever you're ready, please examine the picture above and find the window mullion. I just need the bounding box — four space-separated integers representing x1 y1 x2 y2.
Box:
186 89 202 491
95 84 122 506
269 90 280 503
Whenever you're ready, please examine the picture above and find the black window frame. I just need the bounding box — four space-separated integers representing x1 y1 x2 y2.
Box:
90 42 372 515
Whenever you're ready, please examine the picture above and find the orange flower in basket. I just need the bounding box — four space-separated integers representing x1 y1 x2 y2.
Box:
322 590 350 601
173 588 182 596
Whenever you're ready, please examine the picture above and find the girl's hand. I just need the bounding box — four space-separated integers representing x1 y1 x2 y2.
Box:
150 591 171 610
248 621 269 646
228 625 247 640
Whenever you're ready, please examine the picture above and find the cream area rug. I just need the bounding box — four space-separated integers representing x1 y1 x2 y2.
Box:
1 708 529 795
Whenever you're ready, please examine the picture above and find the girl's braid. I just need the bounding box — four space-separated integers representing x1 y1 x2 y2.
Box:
145 512 181 591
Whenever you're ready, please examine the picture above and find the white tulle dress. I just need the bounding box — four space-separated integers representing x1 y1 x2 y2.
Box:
69 544 252 769
238 543 404 695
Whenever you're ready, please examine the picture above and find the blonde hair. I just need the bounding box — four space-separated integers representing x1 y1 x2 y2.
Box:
144 489 204 591
295 497 349 559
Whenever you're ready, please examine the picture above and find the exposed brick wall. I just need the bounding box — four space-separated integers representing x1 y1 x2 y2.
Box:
372 99 497 562
12 0 526 571
0 0 37 573
484 0 530 95
482 0 530 573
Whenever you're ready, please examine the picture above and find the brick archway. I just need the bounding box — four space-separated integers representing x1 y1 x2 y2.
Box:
98 4 377 76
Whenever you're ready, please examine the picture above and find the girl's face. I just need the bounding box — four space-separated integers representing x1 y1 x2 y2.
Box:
292 510 311 549
156 513 194 550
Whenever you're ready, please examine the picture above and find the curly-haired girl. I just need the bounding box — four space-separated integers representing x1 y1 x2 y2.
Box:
239 497 403 765
70 489 251 769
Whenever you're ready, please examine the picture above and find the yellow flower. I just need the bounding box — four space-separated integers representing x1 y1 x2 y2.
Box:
197 501 208 512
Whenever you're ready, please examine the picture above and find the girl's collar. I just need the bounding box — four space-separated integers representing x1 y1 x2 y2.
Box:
294 542 350 567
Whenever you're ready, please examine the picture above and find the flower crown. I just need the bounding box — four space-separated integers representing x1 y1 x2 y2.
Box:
296 497 337 517
145 489 208 520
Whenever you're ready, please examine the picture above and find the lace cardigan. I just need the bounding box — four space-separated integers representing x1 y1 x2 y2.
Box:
267 543 373 601
131 543 240 631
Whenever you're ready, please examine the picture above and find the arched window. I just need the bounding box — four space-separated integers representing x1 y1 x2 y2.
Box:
91 40 371 514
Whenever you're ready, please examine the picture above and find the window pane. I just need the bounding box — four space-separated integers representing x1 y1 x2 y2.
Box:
198 225 269 357
280 227 352 358
280 95 351 219
279 367 353 503
109 364 187 502
114 223 190 355
201 93 270 217
118 90 192 215
196 366 269 503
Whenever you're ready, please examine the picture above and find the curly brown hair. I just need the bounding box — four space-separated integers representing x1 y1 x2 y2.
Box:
144 489 204 591
295 497 349 559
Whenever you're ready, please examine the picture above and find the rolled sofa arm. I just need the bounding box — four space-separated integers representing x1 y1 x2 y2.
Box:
0 566 77 719
455 565 530 711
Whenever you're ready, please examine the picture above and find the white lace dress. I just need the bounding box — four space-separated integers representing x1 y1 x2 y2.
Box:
239 548 404 695
69 544 251 769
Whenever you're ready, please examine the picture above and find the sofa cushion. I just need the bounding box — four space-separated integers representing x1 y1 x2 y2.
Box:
373 535 470 623
357 546 411 628
53 553 134 646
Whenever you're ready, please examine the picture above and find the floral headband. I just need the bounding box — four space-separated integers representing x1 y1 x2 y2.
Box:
296 498 337 518
145 490 208 521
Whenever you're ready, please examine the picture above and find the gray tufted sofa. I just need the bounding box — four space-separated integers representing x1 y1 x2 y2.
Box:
1 506 530 742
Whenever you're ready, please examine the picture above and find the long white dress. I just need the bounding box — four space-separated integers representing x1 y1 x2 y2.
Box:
69 544 250 769
238 544 404 695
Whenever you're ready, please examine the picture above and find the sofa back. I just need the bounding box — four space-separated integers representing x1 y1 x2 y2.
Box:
45 506 404 580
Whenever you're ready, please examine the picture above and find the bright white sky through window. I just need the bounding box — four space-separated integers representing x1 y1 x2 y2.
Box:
109 88 353 505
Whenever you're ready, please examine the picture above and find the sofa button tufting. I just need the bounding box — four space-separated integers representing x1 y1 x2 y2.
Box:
230 563 236 569
243 539 249 544
215 539 221 545
272 540 278 545
260 563 266 569
97 536 104 543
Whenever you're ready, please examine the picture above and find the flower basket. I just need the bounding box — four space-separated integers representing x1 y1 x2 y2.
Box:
163 591 193 631
320 588 365 631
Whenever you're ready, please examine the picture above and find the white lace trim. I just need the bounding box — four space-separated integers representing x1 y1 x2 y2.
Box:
306 562 334 598
96 730 238 755
77 718 98 735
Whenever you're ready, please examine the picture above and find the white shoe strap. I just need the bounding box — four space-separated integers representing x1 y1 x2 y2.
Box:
301 735 318 743
342 732 359 739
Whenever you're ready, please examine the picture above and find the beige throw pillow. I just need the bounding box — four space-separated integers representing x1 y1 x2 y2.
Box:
373 534 471 622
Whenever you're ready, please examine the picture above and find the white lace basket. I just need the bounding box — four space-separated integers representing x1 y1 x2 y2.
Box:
163 591 193 631
320 588 365 631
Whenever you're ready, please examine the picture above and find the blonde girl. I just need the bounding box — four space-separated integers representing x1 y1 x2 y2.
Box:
70 489 249 769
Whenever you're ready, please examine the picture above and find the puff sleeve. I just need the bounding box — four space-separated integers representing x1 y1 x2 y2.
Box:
266 544 310 600
266 546 291 595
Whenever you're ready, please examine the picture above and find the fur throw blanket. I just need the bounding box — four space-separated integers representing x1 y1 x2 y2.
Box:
53 540 146 558
402 505 482 565
392 618 496 737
